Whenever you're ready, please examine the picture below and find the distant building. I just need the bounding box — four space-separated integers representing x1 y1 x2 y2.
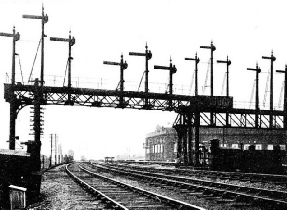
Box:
145 125 287 162
145 125 177 162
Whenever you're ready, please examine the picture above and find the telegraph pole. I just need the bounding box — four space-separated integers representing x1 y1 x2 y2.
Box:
50 31 75 104
200 41 216 126
276 65 287 129
129 43 152 108
185 53 200 96
247 63 261 128
262 51 276 128
0 26 20 150
23 6 48 86
50 134 53 167
103 54 128 108
54 134 57 165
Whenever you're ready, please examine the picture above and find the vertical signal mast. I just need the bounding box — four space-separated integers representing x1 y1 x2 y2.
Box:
103 54 128 108
50 31 75 88
154 58 177 95
23 6 48 86
247 63 261 128
200 41 216 126
217 56 231 97
185 53 200 96
0 26 20 85
129 43 152 108
154 58 177 108
217 56 231 126
50 31 75 105
200 41 216 96
0 26 20 150
262 51 276 128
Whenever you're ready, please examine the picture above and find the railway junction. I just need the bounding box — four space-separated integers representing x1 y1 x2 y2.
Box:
0 6 287 210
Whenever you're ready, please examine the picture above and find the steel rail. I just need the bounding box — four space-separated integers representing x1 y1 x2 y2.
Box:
78 164 206 210
65 164 128 210
93 163 287 209
111 161 287 185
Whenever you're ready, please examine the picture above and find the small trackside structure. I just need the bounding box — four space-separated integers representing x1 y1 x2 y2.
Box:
9 185 27 210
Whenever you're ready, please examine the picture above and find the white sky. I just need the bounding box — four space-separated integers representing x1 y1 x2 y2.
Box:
0 0 287 160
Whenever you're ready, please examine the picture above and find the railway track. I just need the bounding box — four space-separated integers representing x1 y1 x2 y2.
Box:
88 162 287 209
113 162 287 187
66 163 205 210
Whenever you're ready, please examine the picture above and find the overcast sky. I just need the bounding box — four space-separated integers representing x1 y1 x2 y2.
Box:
0 0 287 160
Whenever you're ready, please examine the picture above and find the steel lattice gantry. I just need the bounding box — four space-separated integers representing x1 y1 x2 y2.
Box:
4 82 287 167
4 83 233 111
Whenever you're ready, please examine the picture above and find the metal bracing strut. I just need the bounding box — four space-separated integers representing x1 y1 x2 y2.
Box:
276 65 287 129
0 26 20 150
200 41 216 126
129 43 152 108
23 6 48 87
262 51 276 128
217 56 231 126
103 55 128 108
50 31 76 104
247 63 261 128
185 53 200 96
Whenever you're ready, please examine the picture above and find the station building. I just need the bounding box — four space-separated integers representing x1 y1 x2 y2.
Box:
145 126 287 162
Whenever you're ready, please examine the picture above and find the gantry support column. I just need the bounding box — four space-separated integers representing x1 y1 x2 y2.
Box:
174 114 188 166
194 111 200 166
33 79 42 172
187 114 193 165
9 96 17 150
